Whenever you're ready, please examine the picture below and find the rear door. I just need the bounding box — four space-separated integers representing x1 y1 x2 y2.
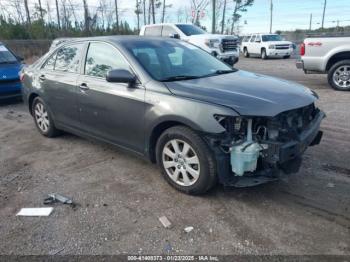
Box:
39 42 84 128
76 41 145 153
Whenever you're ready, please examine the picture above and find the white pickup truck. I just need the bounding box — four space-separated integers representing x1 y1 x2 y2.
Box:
140 23 240 65
296 35 350 91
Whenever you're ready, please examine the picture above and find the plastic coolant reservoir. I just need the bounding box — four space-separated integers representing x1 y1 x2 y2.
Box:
230 142 261 176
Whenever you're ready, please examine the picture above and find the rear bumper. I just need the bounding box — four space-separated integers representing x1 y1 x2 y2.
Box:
0 90 22 100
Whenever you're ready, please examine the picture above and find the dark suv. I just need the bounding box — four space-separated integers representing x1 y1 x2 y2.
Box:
21 36 324 194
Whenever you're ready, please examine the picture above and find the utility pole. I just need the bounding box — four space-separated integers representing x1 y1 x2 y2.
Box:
321 0 326 29
269 0 273 33
212 0 216 33
309 13 312 30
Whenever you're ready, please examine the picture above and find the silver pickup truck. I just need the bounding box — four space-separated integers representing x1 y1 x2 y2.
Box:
296 35 350 91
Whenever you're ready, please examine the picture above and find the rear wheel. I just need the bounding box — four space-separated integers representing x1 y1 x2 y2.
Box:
328 60 350 91
283 55 291 59
32 97 60 137
243 47 250 58
261 48 268 60
156 126 217 195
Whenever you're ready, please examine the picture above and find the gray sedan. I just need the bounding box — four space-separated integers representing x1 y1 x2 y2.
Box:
21 36 324 194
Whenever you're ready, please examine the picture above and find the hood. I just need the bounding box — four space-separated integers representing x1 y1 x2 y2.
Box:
188 34 238 40
0 63 22 81
164 70 317 117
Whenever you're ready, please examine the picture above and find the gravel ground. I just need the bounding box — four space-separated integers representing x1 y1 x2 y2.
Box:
0 57 349 255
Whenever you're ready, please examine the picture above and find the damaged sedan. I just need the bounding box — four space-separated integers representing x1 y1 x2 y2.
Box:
21 36 324 194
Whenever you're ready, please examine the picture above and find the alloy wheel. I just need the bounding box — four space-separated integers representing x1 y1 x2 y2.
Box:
34 102 50 133
333 65 350 89
162 139 200 187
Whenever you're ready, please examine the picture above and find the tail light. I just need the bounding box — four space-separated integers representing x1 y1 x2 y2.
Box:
300 42 305 56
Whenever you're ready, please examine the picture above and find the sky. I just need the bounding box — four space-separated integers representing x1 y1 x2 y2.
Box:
2 0 350 34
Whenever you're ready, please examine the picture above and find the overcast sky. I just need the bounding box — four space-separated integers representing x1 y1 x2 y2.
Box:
2 0 350 34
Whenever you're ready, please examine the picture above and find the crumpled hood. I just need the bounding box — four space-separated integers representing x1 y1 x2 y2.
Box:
0 63 22 81
164 70 317 117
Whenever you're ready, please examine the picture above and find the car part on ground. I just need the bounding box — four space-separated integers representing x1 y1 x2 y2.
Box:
21 36 324 194
296 35 350 91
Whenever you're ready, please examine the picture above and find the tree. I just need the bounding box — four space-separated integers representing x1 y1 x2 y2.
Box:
220 0 226 34
230 0 254 34
114 0 119 32
161 0 172 23
24 0 31 24
83 0 90 34
135 0 142 31
190 0 209 26
55 0 61 29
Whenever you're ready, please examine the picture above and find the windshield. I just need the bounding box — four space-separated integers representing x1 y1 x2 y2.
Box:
175 24 206 36
0 45 18 64
124 40 235 81
262 35 284 42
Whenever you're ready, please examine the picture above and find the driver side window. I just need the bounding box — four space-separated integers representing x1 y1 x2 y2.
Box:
85 42 129 78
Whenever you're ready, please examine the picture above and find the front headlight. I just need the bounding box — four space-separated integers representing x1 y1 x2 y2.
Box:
205 39 220 48
268 45 275 49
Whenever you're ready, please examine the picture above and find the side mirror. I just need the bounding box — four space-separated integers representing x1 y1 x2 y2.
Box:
106 69 136 87
169 33 180 39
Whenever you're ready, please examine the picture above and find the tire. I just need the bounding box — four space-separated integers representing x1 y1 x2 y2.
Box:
261 48 267 60
32 97 61 137
243 47 250 58
283 55 290 59
328 60 350 91
156 126 217 195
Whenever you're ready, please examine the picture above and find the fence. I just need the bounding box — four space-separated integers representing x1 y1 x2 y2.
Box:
1 39 52 62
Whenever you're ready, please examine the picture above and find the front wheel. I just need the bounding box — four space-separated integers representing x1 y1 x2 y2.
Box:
243 48 250 58
328 60 350 91
156 126 217 195
261 49 268 60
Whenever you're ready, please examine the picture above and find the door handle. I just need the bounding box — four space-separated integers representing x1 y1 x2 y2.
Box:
39 75 46 81
79 83 89 91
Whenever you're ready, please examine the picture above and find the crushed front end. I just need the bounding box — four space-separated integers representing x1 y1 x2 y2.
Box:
207 103 325 187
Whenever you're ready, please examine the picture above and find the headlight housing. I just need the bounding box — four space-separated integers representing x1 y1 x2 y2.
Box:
205 39 220 48
268 45 275 49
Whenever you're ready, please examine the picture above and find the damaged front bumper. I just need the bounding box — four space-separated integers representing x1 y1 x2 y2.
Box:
209 109 325 187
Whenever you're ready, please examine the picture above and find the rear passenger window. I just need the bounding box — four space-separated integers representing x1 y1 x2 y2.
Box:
85 42 129 78
162 26 177 37
144 26 162 36
250 35 256 42
42 52 57 70
54 43 83 73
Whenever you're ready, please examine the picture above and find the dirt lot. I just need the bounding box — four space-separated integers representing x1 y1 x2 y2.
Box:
0 57 349 255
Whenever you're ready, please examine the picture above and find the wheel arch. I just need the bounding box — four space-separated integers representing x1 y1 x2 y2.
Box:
326 52 350 72
147 119 200 163
28 92 39 116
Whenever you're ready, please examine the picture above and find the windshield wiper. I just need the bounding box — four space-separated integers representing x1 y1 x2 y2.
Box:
160 75 200 82
200 69 237 78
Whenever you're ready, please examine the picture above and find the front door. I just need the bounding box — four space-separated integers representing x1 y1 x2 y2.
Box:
77 42 145 153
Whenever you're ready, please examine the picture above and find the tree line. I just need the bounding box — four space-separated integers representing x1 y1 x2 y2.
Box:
0 0 254 40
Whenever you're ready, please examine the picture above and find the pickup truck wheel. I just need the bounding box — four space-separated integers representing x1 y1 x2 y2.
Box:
328 60 350 91
243 48 250 58
156 126 217 195
32 97 61 137
261 49 268 60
